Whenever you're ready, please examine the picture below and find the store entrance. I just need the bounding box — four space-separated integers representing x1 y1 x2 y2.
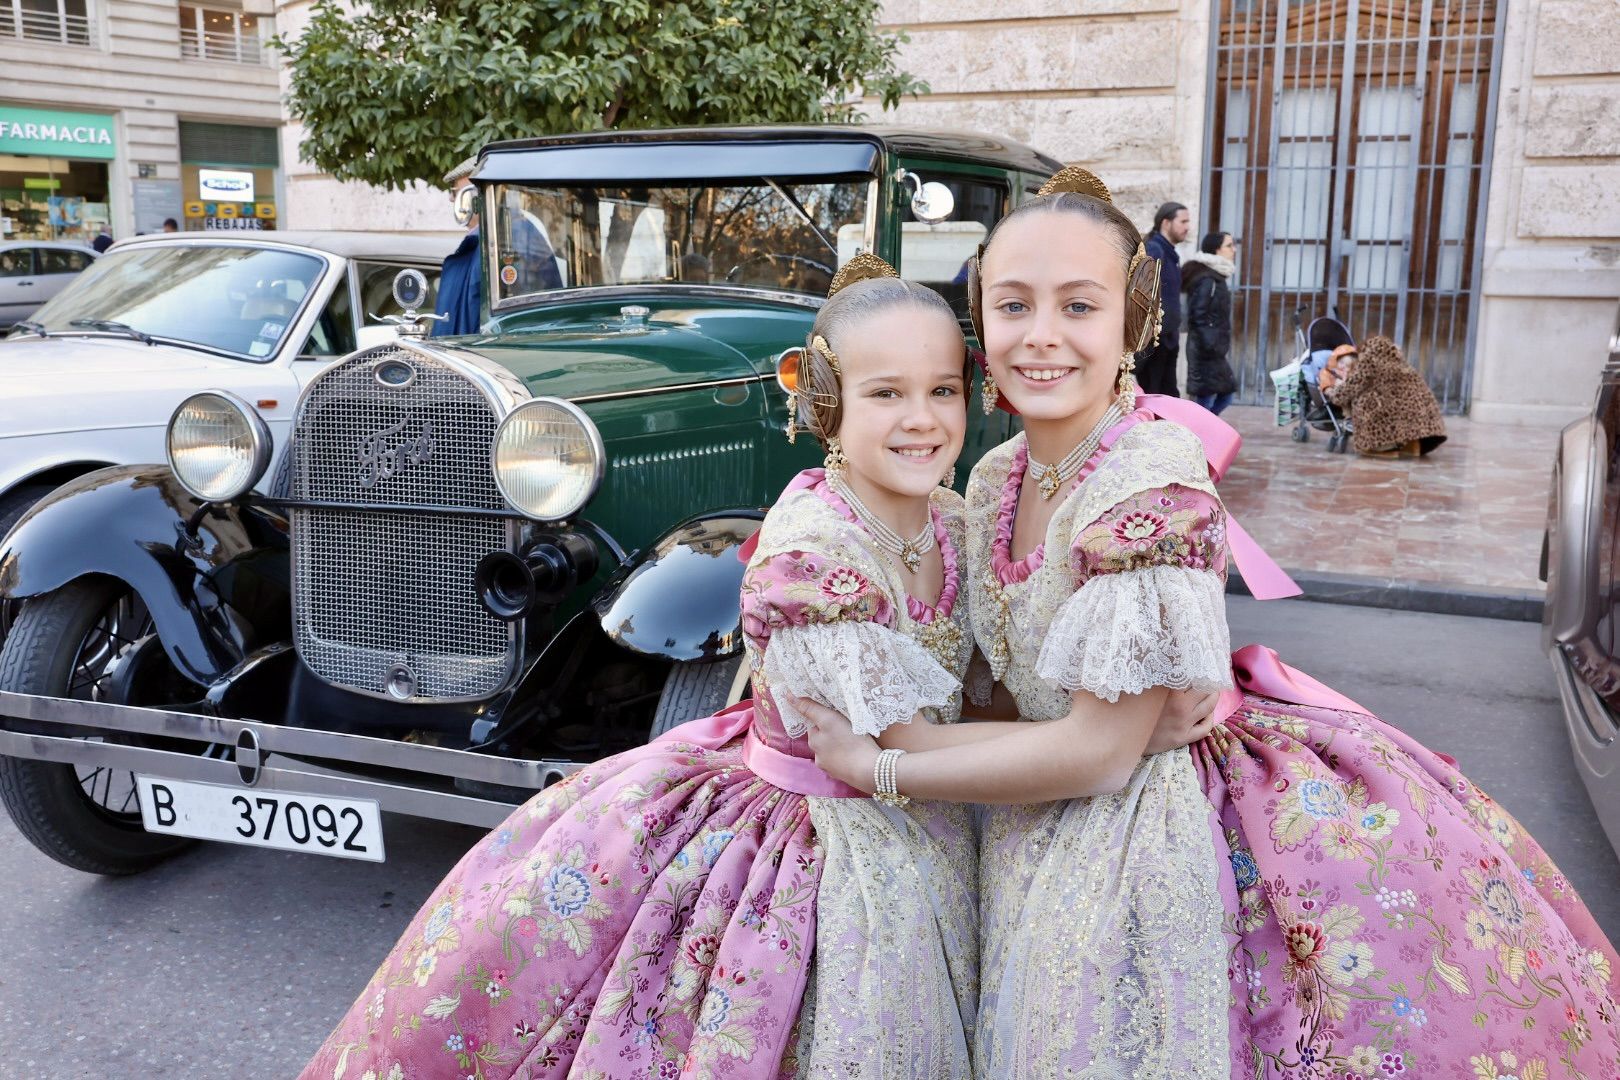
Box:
0 155 109 242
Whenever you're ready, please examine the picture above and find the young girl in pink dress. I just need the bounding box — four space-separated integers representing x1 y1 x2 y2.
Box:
300 254 1210 1080
803 169 1620 1078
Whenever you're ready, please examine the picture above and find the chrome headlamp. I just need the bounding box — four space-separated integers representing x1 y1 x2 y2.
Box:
491 398 605 521
165 391 273 502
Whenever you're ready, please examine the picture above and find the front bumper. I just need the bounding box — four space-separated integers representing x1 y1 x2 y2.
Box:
0 689 582 829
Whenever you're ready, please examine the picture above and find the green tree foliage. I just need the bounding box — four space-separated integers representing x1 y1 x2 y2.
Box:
276 0 926 191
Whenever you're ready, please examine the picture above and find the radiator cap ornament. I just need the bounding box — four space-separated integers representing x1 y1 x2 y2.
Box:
368 269 446 338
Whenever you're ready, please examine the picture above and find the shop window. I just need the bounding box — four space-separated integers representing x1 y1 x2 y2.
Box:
4 0 92 46
179 4 269 64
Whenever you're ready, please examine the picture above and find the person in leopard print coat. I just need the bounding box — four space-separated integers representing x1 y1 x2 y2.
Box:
1327 334 1447 456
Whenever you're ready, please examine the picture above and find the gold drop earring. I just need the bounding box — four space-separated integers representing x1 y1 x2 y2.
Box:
823 436 848 474
784 391 799 443
1115 350 1139 412
982 371 999 415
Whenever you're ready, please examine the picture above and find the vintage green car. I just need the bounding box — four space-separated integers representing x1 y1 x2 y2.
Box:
0 126 1059 873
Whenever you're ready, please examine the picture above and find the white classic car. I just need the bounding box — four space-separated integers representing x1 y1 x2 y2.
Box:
0 231 453 539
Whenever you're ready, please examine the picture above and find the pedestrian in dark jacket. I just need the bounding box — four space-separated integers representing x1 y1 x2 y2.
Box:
1181 230 1239 415
1139 201 1189 397
434 156 482 338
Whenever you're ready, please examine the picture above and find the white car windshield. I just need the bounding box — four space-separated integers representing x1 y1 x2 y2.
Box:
25 243 327 360
488 179 873 306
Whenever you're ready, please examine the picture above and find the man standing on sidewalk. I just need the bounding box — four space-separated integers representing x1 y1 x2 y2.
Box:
1140 201 1190 397
434 156 482 338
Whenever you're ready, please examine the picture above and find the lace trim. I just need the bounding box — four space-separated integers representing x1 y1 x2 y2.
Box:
1036 564 1233 702
817 479 961 621
962 650 996 710
764 622 961 738
991 411 1149 586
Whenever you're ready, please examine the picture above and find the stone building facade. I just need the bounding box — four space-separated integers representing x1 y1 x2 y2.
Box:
870 0 1620 423
4 0 286 242
270 0 1617 421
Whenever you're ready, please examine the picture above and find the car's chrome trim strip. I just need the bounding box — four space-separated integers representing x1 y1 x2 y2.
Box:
0 690 581 828
570 373 769 405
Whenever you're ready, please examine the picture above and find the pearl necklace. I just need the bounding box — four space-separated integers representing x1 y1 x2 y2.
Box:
1024 402 1127 500
828 475 935 573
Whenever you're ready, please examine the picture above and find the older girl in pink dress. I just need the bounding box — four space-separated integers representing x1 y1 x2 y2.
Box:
804 169 1620 1078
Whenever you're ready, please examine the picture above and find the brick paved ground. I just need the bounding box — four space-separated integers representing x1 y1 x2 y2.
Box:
1216 404 1559 593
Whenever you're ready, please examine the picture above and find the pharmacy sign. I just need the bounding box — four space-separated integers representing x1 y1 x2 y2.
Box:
0 107 116 160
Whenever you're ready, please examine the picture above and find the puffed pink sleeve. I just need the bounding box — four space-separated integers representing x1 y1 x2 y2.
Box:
742 552 957 737
1035 485 1234 702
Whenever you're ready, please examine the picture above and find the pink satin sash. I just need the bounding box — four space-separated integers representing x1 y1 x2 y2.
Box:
1136 393 1302 600
1214 642 1372 724
653 700 865 798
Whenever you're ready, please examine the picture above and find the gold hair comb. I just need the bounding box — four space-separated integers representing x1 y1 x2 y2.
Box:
828 251 898 297
1037 165 1112 203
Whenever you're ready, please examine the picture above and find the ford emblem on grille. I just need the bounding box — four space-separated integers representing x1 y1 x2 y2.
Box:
374 359 417 387
358 414 436 489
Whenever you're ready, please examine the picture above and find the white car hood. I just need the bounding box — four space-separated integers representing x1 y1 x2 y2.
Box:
0 335 292 438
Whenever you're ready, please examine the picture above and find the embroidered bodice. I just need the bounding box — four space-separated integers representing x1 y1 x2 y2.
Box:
740 472 975 756
965 416 1234 721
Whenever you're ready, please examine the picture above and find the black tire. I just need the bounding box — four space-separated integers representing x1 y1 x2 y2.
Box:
649 655 750 739
1291 426 1309 443
0 578 195 875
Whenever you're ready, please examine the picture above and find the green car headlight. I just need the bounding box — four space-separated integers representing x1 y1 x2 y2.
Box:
492 398 605 521
165 391 273 502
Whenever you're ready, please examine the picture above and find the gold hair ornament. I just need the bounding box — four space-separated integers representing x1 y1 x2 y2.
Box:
827 251 898 297
1036 165 1113 202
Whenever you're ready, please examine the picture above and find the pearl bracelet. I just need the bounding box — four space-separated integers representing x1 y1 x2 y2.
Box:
872 747 910 807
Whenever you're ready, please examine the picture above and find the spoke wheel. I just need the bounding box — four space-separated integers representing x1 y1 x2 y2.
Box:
0 578 200 875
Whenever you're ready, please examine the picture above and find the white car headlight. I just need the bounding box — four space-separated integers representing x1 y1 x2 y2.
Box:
166 391 273 502
492 398 605 521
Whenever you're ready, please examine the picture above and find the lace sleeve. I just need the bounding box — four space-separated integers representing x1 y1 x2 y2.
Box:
763 622 960 738
1036 565 1232 702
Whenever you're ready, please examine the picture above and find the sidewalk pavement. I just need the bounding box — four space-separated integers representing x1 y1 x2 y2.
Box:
1215 403 1558 618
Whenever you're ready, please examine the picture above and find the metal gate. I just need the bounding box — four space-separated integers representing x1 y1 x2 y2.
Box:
1201 0 1505 411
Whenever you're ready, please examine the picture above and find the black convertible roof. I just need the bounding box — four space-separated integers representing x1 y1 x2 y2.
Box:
475 125 1063 185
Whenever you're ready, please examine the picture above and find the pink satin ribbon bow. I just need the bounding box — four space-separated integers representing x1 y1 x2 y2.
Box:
1136 393 1302 600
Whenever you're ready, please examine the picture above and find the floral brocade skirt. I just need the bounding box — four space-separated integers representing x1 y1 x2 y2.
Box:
299 728 977 1080
976 697 1620 1079
1203 695 1620 1078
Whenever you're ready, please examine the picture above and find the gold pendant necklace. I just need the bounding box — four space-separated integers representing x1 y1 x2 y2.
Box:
1024 401 1126 501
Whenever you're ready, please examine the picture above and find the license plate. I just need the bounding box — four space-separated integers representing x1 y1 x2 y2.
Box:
134 776 386 862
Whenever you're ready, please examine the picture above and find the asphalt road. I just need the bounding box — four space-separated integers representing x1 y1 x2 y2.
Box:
1 597 1616 1079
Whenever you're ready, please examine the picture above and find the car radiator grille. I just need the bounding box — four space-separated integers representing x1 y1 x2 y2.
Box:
285 345 517 701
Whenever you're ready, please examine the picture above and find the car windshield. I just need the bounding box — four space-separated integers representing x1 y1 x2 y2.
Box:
25 243 327 360
488 179 874 305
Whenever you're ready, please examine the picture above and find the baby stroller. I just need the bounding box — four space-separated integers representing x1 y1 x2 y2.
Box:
1290 307 1356 453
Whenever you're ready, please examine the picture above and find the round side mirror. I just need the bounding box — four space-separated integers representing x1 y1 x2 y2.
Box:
911 181 956 225
453 184 479 227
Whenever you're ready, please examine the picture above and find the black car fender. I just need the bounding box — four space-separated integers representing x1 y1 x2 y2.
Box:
0 465 291 685
590 509 765 664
